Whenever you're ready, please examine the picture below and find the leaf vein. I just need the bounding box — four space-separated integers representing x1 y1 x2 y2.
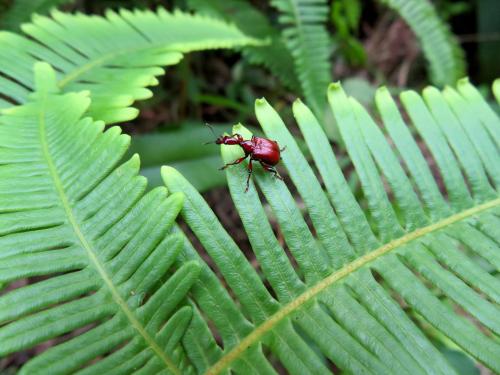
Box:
38 93 180 375
206 197 500 374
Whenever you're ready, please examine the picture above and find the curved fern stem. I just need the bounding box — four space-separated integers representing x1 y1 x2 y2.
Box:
205 198 500 374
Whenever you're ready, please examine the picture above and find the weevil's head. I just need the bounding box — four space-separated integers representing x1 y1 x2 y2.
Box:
205 123 244 146
215 134 244 145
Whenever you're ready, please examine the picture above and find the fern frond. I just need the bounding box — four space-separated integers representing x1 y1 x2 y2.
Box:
0 8 260 123
270 0 332 118
0 63 200 374
379 0 466 86
163 78 500 374
186 0 300 92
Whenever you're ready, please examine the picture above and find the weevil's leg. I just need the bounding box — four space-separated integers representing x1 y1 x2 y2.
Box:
279 146 286 160
219 155 249 170
245 159 253 192
260 161 283 180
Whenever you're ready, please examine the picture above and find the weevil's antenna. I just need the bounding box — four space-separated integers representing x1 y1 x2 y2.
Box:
204 123 217 145
205 122 217 137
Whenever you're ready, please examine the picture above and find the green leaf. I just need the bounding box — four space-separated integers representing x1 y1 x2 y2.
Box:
0 62 200 374
186 0 300 92
379 0 466 86
493 79 500 105
331 0 366 66
0 8 261 123
270 0 332 119
162 79 499 374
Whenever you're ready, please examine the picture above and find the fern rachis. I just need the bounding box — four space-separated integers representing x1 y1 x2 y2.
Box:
0 63 201 374
0 8 261 123
162 79 500 374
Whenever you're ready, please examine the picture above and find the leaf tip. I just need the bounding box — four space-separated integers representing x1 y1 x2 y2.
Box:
399 89 419 103
184 260 202 279
456 77 471 90
232 123 252 139
255 97 268 107
292 98 305 110
161 165 178 181
374 86 392 105
328 82 342 92
168 191 185 209
232 122 245 133
129 153 141 168
175 305 193 320
376 85 389 94
492 79 500 94
167 232 185 252
33 62 59 95
422 86 439 98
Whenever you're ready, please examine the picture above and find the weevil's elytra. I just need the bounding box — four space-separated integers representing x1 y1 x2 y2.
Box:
210 131 285 192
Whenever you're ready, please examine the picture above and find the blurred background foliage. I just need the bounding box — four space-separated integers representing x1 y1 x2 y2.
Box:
1 0 498 193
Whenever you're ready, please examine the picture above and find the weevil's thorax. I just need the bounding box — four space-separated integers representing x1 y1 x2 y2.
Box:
240 140 255 154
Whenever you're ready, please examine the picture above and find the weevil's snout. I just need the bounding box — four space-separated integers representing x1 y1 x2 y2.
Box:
205 136 224 145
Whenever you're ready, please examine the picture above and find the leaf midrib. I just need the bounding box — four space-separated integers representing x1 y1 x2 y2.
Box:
37 93 180 375
57 44 165 89
205 197 500 375
56 38 249 90
286 0 327 115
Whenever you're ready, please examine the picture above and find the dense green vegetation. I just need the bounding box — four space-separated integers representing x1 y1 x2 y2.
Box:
0 1 498 374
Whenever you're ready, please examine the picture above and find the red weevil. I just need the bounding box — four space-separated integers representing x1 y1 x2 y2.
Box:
206 125 285 192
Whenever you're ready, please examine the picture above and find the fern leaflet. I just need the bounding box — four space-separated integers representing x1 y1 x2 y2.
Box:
0 8 260 123
0 63 200 374
162 79 500 374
